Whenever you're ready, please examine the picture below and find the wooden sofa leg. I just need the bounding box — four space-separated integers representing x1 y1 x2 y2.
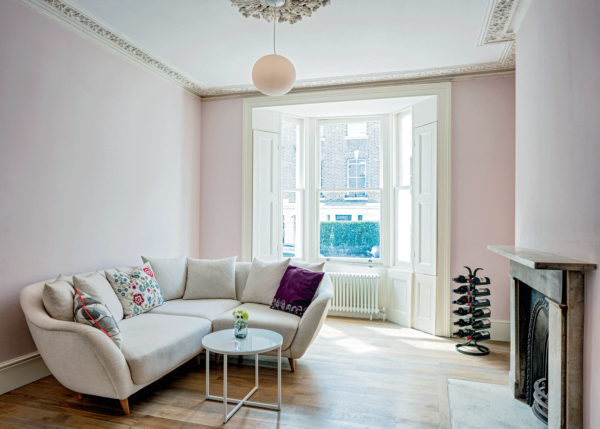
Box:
288 358 295 372
120 398 130 415
197 354 201 366
76 392 82 400
216 353 220 365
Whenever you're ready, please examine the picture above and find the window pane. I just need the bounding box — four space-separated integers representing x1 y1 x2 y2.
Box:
282 191 302 258
281 122 298 189
397 188 412 263
401 115 412 187
319 191 380 259
321 121 381 190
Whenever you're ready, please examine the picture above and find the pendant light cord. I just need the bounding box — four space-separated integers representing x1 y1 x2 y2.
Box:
273 5 277 55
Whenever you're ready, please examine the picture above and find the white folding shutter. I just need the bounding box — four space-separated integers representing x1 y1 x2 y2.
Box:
252 130 280 262
412 121 437 335
387 269 413 327
413 122 437 276
412 273 437 334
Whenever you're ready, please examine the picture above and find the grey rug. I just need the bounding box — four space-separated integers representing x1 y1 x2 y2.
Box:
447 378 547 429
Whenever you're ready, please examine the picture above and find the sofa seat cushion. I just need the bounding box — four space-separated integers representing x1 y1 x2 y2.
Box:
211 303 300 350
119 314 210 385
148 299 241 321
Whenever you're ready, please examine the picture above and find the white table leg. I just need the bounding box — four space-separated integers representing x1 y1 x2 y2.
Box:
205 351 281 422
223 354 228 423
277 346 281 409
205 349 209 399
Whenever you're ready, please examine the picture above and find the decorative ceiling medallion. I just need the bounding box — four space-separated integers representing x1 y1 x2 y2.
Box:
230 0 331 24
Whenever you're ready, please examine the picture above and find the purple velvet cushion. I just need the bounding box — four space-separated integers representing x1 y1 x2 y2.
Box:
271 265 325 317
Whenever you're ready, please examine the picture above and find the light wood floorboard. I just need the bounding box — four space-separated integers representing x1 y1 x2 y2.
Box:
0 317 509 428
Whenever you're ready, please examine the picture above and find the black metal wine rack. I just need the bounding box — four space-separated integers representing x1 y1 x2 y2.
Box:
451 266 491 356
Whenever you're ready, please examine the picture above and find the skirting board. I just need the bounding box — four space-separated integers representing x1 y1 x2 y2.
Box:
450 317 510 342
0 352 51 395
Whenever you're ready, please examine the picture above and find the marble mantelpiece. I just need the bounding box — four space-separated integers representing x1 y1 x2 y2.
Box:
488 245 596 429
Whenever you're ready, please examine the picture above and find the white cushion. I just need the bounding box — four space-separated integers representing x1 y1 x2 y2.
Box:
291 261 325 272
184 257 237 300
119 314 210 385
212 303 300 350
241 258 290 305
148 299 241 321
42 274 75 321
73 271 124 323
141 255 187 301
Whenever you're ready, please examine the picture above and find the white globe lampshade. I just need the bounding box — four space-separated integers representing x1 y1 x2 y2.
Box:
252 54 296 96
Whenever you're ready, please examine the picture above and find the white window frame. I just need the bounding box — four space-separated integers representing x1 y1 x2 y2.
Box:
313 115 386 265
280 115 305 261
241 82 452 337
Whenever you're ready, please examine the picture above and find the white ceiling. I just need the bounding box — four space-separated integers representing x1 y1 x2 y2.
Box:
66 0 508 90
261 96 433 118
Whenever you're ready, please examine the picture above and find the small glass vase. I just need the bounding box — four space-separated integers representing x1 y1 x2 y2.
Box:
235 320 248 339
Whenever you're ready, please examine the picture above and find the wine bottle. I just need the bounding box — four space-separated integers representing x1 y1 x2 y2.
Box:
453 317 473 327
453 307 470 316
467 299 491 307
471 308 491 318
466 288 491 296
467 331 491 341
468 277 491 285
453 328 474 337
452 285 471 294
471 319 491 329
451 275 469 283
452 296 470 305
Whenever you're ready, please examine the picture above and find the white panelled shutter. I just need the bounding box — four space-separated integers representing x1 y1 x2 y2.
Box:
412 122 437 335
252 130 281 262
388 270 413 327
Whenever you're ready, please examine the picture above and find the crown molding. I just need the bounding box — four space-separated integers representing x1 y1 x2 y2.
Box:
19 0 207 98
19 0 524 100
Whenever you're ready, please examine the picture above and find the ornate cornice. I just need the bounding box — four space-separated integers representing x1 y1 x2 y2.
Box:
20 0 522 99
20 0 207 97
230 0 331 24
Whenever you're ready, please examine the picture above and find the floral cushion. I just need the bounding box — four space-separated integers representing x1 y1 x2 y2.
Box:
73 288 122 349
106 262 164 318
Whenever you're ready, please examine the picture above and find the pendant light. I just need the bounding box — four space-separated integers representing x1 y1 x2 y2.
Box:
252 0 296 96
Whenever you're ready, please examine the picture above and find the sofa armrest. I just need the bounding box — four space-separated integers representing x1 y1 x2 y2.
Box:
288 274 333 359
20 284 134 400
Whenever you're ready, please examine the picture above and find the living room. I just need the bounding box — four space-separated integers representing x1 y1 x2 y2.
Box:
1 0 598 428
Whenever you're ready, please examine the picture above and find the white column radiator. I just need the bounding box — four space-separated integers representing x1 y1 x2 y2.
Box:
328 273 385 321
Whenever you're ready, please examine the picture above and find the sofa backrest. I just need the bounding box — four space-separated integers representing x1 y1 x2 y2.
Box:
234 262 251 301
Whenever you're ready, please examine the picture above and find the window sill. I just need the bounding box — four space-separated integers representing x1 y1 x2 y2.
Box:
345 135 369 140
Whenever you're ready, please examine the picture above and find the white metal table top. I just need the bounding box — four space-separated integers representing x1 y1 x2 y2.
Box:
202 328 283 355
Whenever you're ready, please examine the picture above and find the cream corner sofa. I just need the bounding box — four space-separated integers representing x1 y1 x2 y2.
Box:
19 262 333 414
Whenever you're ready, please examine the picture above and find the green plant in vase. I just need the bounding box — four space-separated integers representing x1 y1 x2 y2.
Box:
232 309 249 339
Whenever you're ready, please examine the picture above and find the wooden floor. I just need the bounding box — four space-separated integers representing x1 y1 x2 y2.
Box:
0 317 510 429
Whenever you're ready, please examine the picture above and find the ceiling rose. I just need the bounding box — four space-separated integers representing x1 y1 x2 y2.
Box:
230 0 331 24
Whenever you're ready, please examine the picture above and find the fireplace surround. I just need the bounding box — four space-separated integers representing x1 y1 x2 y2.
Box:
488 246 596 429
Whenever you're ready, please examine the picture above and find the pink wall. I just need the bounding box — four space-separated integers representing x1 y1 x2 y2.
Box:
200 78 516 322
199 99 244 259
516 0 600 426
451 77 516 322
0 0 202 363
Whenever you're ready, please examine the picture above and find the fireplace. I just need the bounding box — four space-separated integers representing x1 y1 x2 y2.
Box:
524 286 550 423
488 246 596 429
